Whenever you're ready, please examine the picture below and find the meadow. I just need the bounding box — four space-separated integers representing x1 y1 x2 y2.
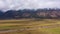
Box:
0 19 60 34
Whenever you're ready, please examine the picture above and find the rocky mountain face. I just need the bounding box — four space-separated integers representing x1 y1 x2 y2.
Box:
0 9 60 19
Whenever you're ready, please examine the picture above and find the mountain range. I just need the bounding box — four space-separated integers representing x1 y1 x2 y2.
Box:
0 9 60 19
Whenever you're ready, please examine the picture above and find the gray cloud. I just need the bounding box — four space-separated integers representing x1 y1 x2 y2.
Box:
0 0 60 11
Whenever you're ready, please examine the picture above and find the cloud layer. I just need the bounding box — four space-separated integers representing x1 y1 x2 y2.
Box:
0 0 60 11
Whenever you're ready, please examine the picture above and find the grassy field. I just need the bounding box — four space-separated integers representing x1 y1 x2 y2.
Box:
0 19 60 34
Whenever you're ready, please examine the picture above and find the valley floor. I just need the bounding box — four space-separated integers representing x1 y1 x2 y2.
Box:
0 19 60 34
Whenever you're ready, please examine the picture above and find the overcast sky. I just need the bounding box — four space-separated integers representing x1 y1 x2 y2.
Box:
0 0 60 11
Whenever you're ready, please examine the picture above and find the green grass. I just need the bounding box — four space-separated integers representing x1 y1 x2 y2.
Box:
39 27 60 34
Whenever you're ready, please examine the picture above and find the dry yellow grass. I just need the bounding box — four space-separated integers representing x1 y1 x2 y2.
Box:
0 19 60 34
